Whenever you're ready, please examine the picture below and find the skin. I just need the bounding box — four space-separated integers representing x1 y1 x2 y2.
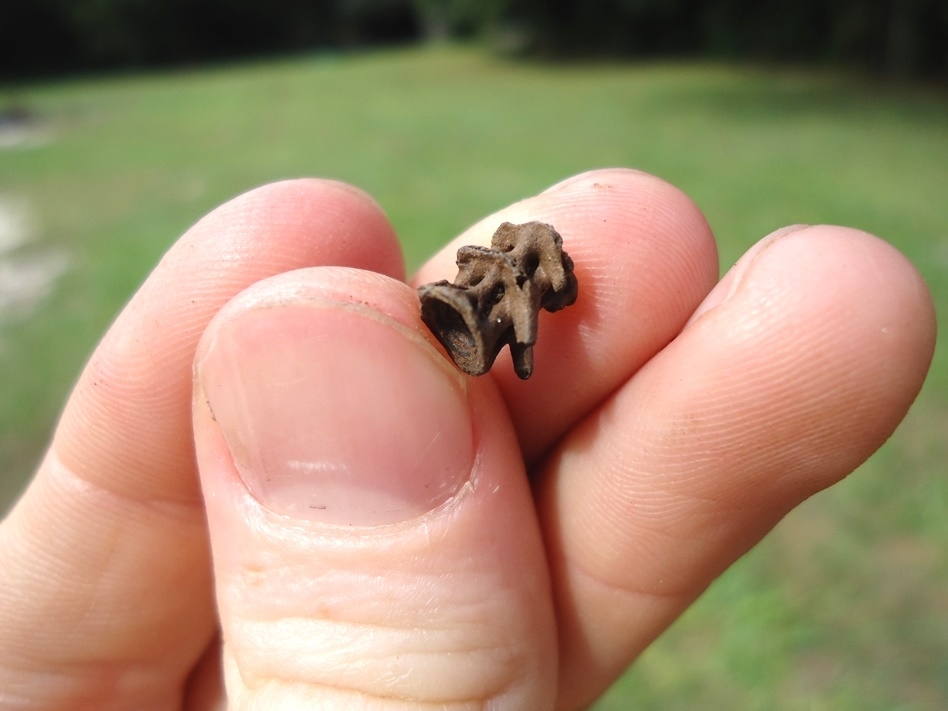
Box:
0 169 936 710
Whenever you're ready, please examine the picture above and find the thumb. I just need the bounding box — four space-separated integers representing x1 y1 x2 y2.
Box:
193 268 556 709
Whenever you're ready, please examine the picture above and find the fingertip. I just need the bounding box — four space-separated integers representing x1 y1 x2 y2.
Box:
196 270 474 526
414 167 719 460
414 167 717 289
703 223 936 393
671 223 936 501
194 178 406 282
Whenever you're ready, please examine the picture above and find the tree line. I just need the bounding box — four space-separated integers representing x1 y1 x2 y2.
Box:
2 0 946 80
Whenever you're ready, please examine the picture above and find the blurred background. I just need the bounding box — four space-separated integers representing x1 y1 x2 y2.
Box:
1 1 946 708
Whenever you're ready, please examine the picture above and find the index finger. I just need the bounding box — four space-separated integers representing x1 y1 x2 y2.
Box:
0 179 404 704
411 169 719 463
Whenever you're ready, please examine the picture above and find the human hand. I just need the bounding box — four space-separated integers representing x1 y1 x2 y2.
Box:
0 170 935 709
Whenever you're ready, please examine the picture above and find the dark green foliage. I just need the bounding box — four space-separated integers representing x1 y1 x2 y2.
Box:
64 0 339 64
495 0 703 56
690 0 948 75
495 0 948 76
412 0 505 39
1 0 945 79
0 0 415 79
0 0 81 77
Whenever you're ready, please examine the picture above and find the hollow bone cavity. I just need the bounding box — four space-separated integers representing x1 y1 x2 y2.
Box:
418 221 578 379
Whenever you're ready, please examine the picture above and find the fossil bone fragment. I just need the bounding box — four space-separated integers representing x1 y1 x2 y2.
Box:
418 221 578 379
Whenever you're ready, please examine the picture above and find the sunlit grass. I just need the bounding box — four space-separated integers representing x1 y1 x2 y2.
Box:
1 45 946 708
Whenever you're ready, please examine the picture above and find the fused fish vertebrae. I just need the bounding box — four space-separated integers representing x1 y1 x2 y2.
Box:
418 221 578 379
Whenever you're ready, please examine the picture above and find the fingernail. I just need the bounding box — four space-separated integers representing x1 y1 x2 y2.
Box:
686 224 810 327
198 302 474 526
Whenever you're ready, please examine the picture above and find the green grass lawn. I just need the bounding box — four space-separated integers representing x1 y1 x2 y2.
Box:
1 45 946 708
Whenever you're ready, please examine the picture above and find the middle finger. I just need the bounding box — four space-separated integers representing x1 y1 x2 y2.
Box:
411 168 719 463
